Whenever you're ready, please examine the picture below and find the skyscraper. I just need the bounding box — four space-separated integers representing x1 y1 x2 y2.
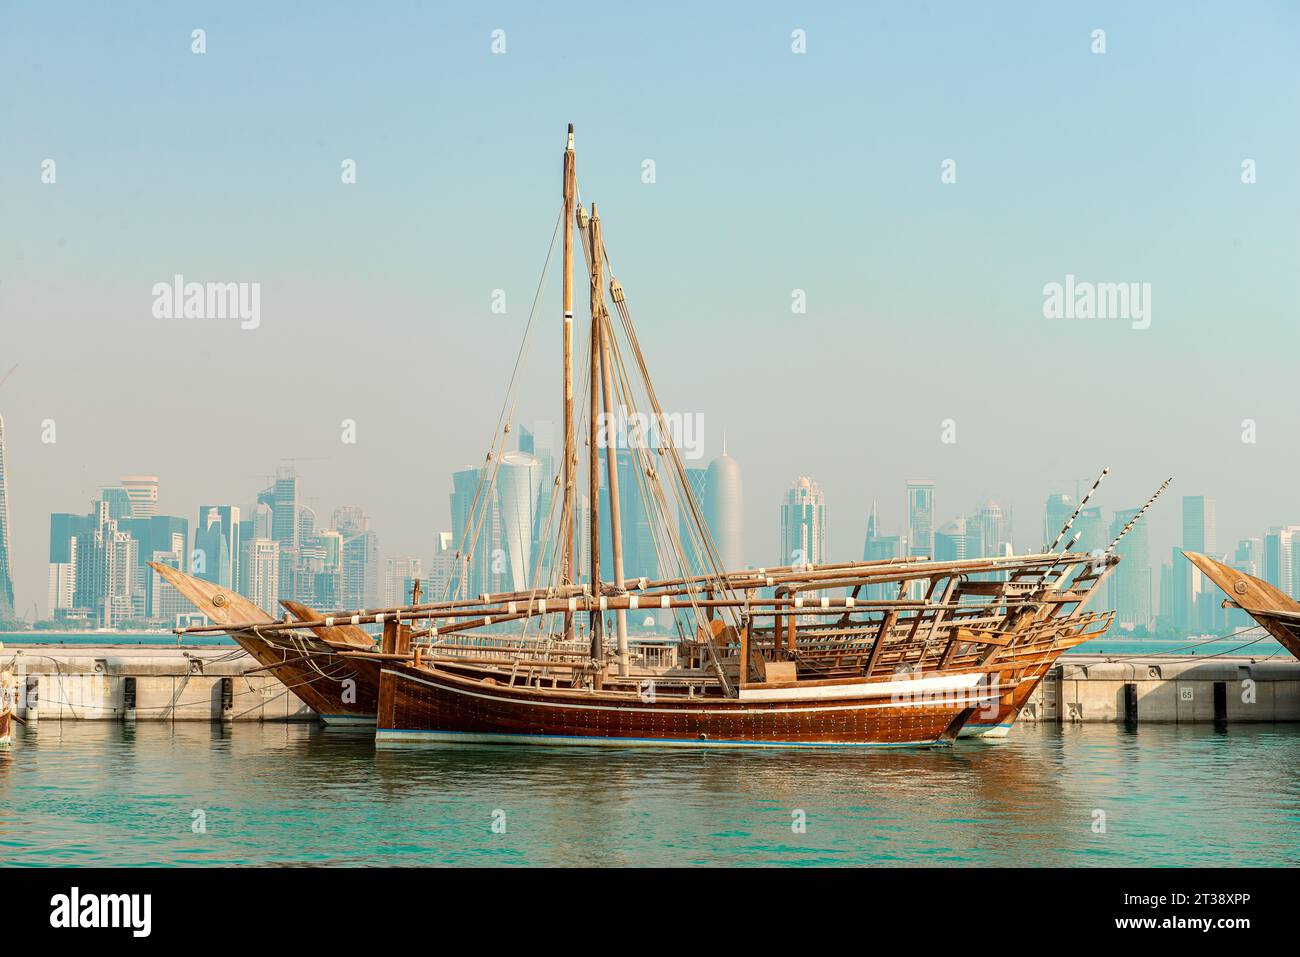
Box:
1182 495 1217 555
1075 506 1106 555
498 450 542 592
0 414 14 621
336 506 379 609
449 465 494 600
934 516 967 562
1179 495 1219 630
1043 493 1074 550
680 466 709 575
271 466 300 599
383 556 425 606
703 444 744 569
616 446 658 583
781 476 826 568
906 480 935 559
195 505 241 589
427 531 457 602
861 502 904 600
120 475 160 517
1107 507 1152 630
971 500 1007 558
244 538 281 615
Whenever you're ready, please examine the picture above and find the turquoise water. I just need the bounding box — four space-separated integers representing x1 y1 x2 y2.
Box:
2 722 1296 866
1065 636 1288 658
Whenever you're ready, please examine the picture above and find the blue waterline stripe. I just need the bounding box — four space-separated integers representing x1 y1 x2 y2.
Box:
375 727 936 748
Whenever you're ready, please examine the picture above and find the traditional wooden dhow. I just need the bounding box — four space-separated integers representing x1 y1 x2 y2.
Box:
1183 551 1300 661
172 125 1163 748
151 563 380 725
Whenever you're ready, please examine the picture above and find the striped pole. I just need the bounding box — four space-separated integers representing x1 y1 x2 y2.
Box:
1047 467 1109 552
1106 477 1172 553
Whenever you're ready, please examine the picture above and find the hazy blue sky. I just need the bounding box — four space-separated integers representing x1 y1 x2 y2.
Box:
2 2 1298 618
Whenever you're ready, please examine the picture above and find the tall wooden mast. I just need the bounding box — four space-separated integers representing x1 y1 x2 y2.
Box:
586 203 603 662
561 124 577 640
592 209 630 675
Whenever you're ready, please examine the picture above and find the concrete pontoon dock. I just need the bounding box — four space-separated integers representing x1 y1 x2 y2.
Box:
1022 655 1300 724
2 645 1298 725
1 646 317 722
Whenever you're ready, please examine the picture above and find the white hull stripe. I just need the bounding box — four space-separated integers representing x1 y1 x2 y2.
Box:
738 671 982 702
383 668 1004 717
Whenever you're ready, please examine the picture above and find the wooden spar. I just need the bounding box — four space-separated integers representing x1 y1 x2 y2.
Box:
592 206 630 675
178 551 1090 633
561 123 577 641
585 202 603 662
176 550 1115 636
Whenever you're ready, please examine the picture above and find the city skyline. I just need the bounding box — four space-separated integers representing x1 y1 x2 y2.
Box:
5 433 1290 637
3 4 1298 626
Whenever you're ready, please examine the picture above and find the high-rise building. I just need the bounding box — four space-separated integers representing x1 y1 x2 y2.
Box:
521 423 557 583
703 444 744 569
1075 506 1106 555
0 415 14 621
383 557 425 607
680 467 709 575
906 480 935 560
1182 496 1217 555
336 507 379 609
74 499 141 628
970 500 1007 558
48 512 92 620
1043 493 1074 550
427 531 457 602
270 466 300 600
244 538 281 615
498 451 542 592
615 446 658 584
195 505 241 589
1178 495 1219 630
861 502 905 600
120 475 160 518
448 466 495 600
1107 507 1152 630
120 514 189 620
934 516 967 562
781 476 826 568
252 502 274 539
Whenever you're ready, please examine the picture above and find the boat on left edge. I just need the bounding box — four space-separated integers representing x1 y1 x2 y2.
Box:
149 563 380 725
0 651 21 748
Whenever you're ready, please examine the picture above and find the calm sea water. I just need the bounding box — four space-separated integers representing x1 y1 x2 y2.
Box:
2 722 1296 866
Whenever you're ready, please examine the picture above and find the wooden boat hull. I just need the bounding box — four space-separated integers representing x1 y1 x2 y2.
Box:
959 659 1053 738
1183 550 1300 661
229 630 379 726
0 710 11 749
957 616 1114 738
376 662 1012 748
148 563 379 725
